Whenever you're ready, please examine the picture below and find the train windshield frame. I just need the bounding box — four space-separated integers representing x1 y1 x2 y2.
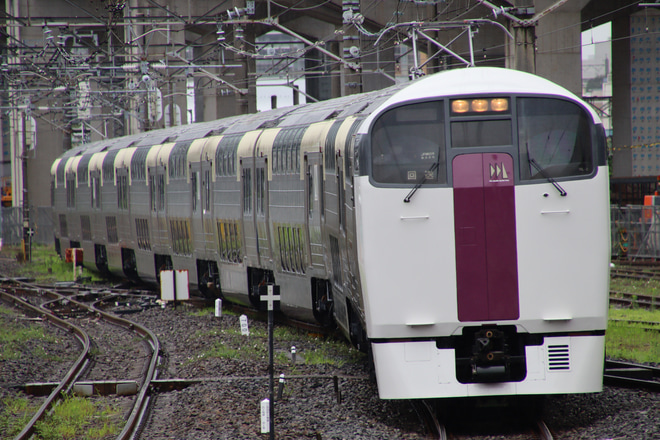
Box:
370 101 447 185
368 95 597 186
517 97 594 181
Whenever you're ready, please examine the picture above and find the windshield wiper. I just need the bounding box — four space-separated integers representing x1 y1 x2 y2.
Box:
529 158 567 197
403 162 439 203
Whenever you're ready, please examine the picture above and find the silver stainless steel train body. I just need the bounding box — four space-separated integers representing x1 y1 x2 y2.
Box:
52 67 610 399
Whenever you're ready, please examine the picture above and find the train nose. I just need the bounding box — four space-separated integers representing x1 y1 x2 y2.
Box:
452 153 520 322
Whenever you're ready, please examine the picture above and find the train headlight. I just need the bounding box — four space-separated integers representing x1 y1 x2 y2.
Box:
452 100 469 113
490 98 509 112
451 97 510 115
471 99 489 112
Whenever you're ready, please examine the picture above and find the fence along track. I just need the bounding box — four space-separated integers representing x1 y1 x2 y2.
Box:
0 280 161 440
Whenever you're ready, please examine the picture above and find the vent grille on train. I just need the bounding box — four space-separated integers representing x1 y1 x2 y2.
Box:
547 344 570 371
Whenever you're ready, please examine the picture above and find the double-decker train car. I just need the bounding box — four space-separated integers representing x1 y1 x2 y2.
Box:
52 67 610 399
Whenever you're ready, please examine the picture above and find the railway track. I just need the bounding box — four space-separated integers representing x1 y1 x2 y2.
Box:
410 400 446 439
413 397 555 440
1 278 658 439
0 279 161 439
604 360 660 392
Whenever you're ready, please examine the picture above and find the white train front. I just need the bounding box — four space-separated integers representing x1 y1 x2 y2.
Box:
51 67 610 400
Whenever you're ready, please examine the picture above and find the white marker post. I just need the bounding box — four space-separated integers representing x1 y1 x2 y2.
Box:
260 283 280 440
240 314 249 336
260 398 270 434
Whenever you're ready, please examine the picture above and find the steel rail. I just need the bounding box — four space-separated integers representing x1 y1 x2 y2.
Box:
0 286 91 440
0 279 161 440
536 420 554 440
90 296 161 440
609 291 659 310
410 400 446 440
604 360 660 392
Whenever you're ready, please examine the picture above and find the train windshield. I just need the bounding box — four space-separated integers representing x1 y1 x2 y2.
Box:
517 98 593 180
371 101 446 185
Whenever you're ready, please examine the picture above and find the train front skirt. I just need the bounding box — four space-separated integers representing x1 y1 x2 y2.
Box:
371 334 605 399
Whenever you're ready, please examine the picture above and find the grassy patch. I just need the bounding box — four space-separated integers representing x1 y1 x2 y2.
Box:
609 274 660 297
2 244 105 284
187 323 363 368
0 394 120 439
0 395 40 438
607 307 660 364
35 394 121 440
0 310 57 361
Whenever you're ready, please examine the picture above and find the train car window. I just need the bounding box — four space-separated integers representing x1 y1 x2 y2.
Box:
77 156 90 185
169 142 190 179
157 174 165 211
57 161 66 185
256 167 266 216
59 214 68 238
215 134 242 177
91 173 101 209
517 98 593 180
273 127 305 175
66 173 76 208
102 150 119 184
191 171 199 213
325 119 343 173
243 168 252 214
451 120 512 148
371 101 446 184
149 174 156 212
117 172 129 210
131 148 148 181
338 165 345 229
203 170 211 213
81 216 92 241
106 216 118 244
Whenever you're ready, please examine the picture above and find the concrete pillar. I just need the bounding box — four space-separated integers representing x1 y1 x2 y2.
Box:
508 25 536 73
341 0 362 96
611 14 632 178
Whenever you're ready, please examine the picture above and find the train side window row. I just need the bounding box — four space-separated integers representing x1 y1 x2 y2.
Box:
169 141 191 179
149 174 166 212
131 148 149 181
217 220 242 263
78 156 91 185
117 172 129 210
277 225 305 274
135 218 151 251
216 135 241 177
59 214 68 238
66 173 76 208
91 174 101 209
103 150 119 184
273 127 305 175
170 219 192 255
81 215 92 241
106 216 118 244
324 120 344 173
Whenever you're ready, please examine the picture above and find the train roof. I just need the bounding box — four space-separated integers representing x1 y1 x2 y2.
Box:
55 67 599 164
358 66 602 131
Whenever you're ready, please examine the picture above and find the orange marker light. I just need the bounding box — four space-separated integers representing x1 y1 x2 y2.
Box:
490 98 509 112
452 100 469 113
471 99 489 112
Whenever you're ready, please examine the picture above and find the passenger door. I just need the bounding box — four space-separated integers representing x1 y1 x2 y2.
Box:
305 152 324 270
241 157 271 267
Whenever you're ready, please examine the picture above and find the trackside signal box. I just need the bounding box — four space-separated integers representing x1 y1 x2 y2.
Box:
65 248 83 266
